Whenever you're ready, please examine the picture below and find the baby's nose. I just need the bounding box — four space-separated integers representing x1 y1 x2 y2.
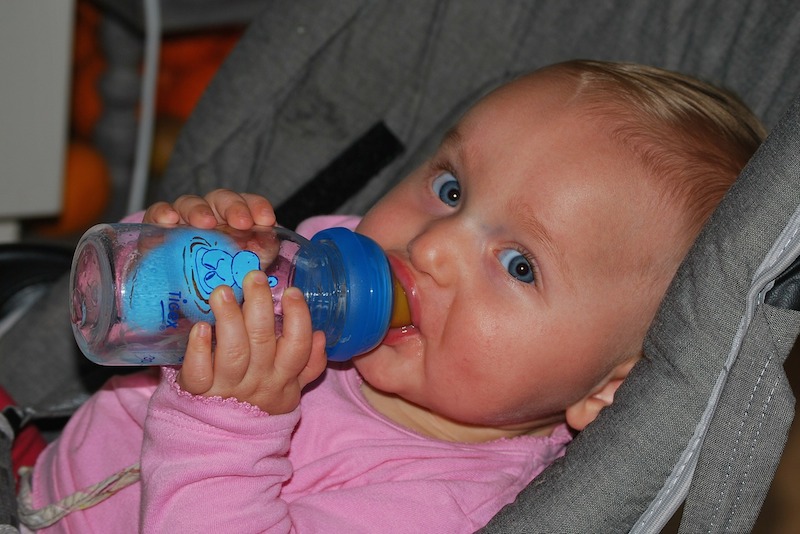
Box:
408 219 468 286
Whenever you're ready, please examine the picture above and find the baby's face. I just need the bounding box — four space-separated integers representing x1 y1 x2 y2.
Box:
355 72 685 432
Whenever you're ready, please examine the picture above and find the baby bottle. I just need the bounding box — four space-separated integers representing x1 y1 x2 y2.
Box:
69 223 410 366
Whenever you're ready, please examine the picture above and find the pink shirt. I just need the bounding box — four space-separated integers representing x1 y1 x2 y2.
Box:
28 216 572 532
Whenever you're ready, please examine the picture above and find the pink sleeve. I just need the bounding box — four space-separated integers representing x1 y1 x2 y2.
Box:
294 215 361 239
139 368 299 533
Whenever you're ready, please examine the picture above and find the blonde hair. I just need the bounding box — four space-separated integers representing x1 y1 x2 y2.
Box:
548 60 766 240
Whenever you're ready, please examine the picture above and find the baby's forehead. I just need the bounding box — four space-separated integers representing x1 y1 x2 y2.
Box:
456 79 630 154
506 168 678 280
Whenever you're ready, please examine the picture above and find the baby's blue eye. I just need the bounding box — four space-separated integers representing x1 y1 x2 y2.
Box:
431 172 461 207
498 249 536 284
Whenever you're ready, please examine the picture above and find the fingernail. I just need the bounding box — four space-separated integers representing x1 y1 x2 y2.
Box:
260 208 275 224
251 270 268 285
220 286 234 302
283 286 302 300
195 322 210 337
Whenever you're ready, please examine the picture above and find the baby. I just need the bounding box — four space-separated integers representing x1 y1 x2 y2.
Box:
20 60 765 532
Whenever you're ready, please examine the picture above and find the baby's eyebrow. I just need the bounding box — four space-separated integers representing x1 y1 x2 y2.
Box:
509 198 574 287
439 126 465 156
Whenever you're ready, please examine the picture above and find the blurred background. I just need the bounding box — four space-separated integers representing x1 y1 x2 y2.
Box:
1 0 253 246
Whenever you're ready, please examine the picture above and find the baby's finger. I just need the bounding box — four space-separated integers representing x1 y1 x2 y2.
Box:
178 322 214 395
205 189 257 230
208 285 251 387
274 287 315 378
142 201 180 225
297 330 328 389
172 194 218 228
240 193 277 227
241 271 278 378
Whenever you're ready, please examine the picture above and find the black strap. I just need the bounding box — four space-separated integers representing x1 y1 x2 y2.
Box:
275 122 404 229
1 407 23 438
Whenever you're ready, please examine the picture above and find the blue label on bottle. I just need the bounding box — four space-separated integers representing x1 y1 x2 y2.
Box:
126 229 261 332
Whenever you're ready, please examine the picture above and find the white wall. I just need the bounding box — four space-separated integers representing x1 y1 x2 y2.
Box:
0 0 75 240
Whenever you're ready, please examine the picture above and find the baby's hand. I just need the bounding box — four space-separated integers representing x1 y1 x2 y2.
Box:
177 270 328 414
143 189 276 230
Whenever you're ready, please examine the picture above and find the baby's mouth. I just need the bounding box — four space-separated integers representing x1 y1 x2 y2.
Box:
382 269 417 346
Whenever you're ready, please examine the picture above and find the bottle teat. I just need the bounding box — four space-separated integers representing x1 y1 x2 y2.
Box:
389 277 411 328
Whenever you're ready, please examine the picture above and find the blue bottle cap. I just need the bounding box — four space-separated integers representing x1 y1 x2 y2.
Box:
311 228 393 361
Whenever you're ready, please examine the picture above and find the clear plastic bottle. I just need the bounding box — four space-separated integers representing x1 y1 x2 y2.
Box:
69 223 410 365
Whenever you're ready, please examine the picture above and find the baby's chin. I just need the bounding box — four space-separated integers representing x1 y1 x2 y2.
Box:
350 343 413 393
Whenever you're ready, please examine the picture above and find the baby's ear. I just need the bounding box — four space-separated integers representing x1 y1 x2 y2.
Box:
565 358 638 431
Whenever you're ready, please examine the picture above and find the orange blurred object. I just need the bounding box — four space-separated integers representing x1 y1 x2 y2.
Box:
71 56 106 138
150 115 185 176
70 0 103 138
160 29 240 68
36 141 111 236
158 61 221 119
69 0 243 134
72 0 100 67
156 29 242 119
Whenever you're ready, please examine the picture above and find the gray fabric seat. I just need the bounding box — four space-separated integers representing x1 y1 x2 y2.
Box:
3 1 800 532
160 0 800 215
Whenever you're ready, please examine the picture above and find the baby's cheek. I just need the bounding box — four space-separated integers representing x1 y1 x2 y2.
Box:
354 213 379 239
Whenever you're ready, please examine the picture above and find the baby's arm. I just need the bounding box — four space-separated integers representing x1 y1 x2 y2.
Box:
140 368 302 532
135 189 326 530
